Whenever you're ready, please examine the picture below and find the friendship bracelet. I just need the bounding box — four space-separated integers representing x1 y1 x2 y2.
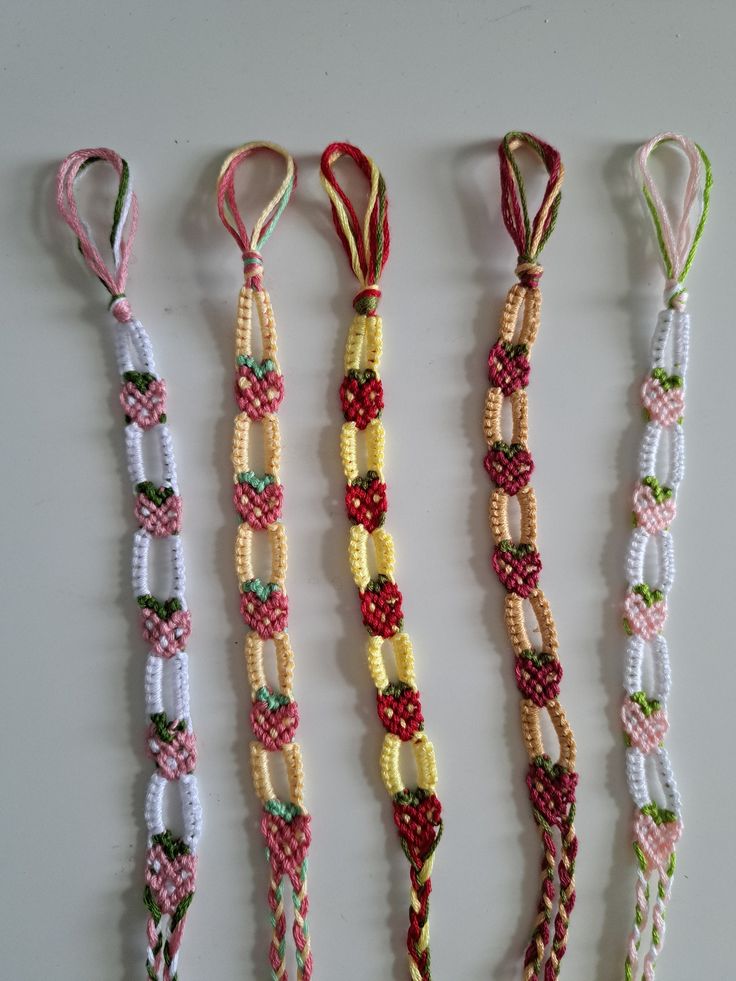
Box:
56 149 202 981
483 132 578 981
621 134 711 981
320 143 442 981
217 142 312 980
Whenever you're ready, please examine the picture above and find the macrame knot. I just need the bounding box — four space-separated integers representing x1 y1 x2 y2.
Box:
526 755 578 829
515 261 543 289
353 286 381 315
110 294 132 323
243 249 264 286
392 788 443 870
664 279 688 311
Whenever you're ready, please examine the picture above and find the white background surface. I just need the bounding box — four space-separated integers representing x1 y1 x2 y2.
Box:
1 1 734 978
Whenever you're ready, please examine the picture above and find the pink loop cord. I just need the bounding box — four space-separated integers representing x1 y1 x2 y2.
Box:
56 148 138 320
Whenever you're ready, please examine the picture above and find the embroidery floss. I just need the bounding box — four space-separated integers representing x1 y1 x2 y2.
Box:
56 148 202 981
483 132 578 980
320 142 442 981
217 142 312 981
621 133 711 981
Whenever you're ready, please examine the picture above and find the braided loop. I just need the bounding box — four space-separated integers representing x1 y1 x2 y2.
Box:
485 133 578 981
57 149 201 981
622 134 711 981
217 143 312 981
321 142 442 981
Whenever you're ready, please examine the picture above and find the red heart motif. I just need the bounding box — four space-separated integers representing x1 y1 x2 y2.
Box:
360 576 404 638
261 810 312 884
392 789 443 868
488 341 531 395
140 607 191 658
145 838 197 916
120 376 167 430
250 688 299 751
484 441 534 495
339 369 384 430
527 756 578 829
240 583 289 639
621 699 669 754
492 542 542 597
514 651 562 706
634 809 682 873
376 683 424 740
234 480 283 529
134 488 182 536
345 471 388 533
235 364 284 420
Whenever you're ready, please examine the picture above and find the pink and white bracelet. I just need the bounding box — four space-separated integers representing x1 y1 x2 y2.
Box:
620 133 711 981
57 148 202 981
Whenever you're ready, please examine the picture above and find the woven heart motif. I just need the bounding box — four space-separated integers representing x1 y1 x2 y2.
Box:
240 579 288 639
634 805 682 873
250 686 299 751
234 472 283 529
134 482 182 536
623 584 666 640
484 441 534 495
492 541 542 598
633 476 676 534
526 755 578 829
261 806 311 885
146 713 197 780
622 695 668 753
360 575 404 638
120 372 167 430
339 369 384 430
514 650 562 706
145 832 197 916
392 789 443 869
488 341 530 396
376 682 424 740
140 605 191 658
235 356 284 420
641 369 685 427
345 471 388 533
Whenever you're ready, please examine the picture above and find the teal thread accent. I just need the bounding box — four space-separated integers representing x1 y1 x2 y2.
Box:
259 173 295 251
264 798 302 822
241 578 280 601
237 354 277 377
255 686 291 710
237 470 276 491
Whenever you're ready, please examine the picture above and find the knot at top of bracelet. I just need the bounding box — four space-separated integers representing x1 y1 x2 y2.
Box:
664 279 688 311
516 261 543 289
243 250 264 286
353 286 382 315
110 294 132 323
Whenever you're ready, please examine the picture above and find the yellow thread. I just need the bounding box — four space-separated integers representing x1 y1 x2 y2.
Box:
380 731 438 797
504 589 559 658
340 418 386 482
235 522 287 585
250 741 306 808
367 632 416 690
245 633 295 698
236 287 280 367
320 151 380 287
483 388 528 446
348 524 371 589
232 413 281 479
520 698 576 769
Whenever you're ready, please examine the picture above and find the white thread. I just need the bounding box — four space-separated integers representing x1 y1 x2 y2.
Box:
132 531 187 601
625 528 675 593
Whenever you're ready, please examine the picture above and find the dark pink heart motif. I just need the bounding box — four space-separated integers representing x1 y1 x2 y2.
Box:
488 341 531 395
250 687 299 751
376 682 424 740
234 474 283 529
392 789 443 869
527 755 578 829
484 441 534 495
492 541 542 598
235 356 284 420
240 579 288 639
120 372 167 430
261 806 312 886
134 483 182 536
515 650 562 706
140 606 191 658
145 832 197 915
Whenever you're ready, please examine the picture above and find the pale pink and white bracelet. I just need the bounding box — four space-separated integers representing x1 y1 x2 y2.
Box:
57 148 202 981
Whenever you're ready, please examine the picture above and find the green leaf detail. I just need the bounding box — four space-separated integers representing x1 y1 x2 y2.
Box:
241 578 280 602
519 649 555 667
630 691 661 716
641 802 678 825
651 367 683 391
150 712 185 743
346 367 377 385
237 470 276 492
501 341 529 357
351 469 381 490
633 583 664 607
255 686 291 710
151 829 190 860
497 539 536 557
137 595 182 619
237 355 277 378
123 370 157 393
492 440 526 457
264 798 303 822
642 476 673 503
136 481 175 507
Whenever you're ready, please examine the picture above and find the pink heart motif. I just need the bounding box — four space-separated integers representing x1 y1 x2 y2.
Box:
261 808 312 886
235 357 284 421
134 485 182 537
623 585 667 640
250 687 299 751
634 809 682 873
641 374 685 427
140 607 191 658
145 839 197 915
146 717 197 780
632 479 676 534
120 374 167 430
240 580 289 639
234 477 283 529
621 698 669 754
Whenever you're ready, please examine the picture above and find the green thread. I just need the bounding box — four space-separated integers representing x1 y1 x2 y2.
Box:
137 595 182 619
651 367 682 390
151 829 190 860
630 691 662 716
237 354 277 378
497 539 536 557
255 686 291 710
642 475 673 503
122 370 157 393
241 578 280 601
632 583 664 607
150 711 186 743
264 798 302 822
136 481 175 507
641 802 677 825
237 470 276 492
502 131 561 260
